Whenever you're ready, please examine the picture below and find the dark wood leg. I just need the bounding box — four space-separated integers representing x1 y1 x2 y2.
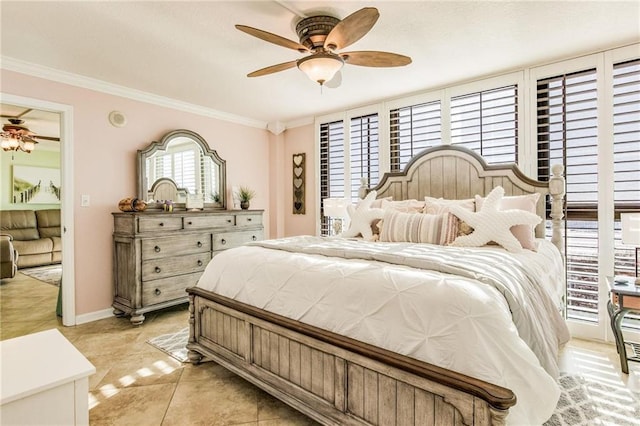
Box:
608 300 629 374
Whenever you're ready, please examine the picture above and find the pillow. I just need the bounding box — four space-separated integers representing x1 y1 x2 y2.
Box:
448 186 542 253
424 197 475 215
368 196 392 236
424 197 475 245
475 192 540 251
370 196 392 209
440 213 474 246
381 199 426 213
379 210 444 244
341 190 385 241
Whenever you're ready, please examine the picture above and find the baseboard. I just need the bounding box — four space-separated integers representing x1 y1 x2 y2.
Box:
74 308 113 325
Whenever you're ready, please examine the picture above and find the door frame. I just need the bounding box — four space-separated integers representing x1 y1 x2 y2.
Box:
1 93 75 326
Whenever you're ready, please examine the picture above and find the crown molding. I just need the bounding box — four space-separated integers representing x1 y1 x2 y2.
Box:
1 56 268 130
284 116 314 129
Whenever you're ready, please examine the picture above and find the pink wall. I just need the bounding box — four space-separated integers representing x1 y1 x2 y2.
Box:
282 124 316 237
2 70 271 316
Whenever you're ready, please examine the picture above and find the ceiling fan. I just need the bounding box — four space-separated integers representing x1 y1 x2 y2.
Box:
236 7 412 87
1 111 60 153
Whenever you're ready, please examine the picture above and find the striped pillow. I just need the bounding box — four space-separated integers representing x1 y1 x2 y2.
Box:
379 210 444 244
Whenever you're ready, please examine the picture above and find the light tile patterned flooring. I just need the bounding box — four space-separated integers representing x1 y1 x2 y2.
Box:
1 271 639 425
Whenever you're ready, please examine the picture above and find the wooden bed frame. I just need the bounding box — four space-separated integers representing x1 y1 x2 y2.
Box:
186 146 566 425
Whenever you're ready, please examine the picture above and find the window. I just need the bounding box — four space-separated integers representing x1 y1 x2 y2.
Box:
613 59 640 330
350 114 379 201
389 101 441 171
537 69 599 323
451 85 518 164
319 120 345 235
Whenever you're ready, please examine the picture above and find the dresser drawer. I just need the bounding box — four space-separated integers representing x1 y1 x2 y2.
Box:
138 216 183 232
141 233 211 260
142 252 211 281
184 214 235 229
236 214 262 227
142 272 203 306
212 230 264 251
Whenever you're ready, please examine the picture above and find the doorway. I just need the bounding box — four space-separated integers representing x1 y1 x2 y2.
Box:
1 93 75 325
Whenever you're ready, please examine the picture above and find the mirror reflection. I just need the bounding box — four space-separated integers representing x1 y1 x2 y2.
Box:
138 130 226 209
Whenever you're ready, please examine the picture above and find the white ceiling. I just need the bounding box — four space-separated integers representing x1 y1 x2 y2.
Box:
1 1 639 127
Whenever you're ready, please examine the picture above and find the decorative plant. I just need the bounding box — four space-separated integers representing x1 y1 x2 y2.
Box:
235 186 255 203
212 192 220 203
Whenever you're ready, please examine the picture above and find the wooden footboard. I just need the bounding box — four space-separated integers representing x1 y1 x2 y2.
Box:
186 288 516 425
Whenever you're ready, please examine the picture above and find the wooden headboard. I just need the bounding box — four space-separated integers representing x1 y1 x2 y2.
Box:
370 145 565 253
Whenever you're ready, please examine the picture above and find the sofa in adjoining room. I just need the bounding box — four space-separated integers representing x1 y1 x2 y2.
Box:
0 209 61 269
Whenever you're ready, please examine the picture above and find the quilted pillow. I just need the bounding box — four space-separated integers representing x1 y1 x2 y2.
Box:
341 190 385 241
475 192 541 251
379 210 445 244
449 186 542 253
424 197 475 245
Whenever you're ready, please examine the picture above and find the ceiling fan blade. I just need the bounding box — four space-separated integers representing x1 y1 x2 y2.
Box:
324 7 379 51
33 135 60 141
236 25 309 53
247 60 298 77
341 51 412 67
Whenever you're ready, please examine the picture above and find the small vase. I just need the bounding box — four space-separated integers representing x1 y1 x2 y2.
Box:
240 201 250 210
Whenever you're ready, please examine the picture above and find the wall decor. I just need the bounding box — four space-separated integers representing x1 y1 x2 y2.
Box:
12 165 61 204
292 153 305 214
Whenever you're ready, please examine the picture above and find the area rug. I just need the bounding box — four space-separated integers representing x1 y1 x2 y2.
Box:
544 372 640 426
147 327 189 362
148 329 640 424
20 264 62 286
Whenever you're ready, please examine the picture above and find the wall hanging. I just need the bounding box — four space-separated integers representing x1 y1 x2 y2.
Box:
292 153 305 214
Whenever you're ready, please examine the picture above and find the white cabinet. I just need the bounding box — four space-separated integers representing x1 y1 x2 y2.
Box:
0 329 95 425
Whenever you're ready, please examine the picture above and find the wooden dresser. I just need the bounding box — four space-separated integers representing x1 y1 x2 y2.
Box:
112 210 264 325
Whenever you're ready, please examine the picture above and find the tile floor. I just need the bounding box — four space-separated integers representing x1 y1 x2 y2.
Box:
2 271 639 425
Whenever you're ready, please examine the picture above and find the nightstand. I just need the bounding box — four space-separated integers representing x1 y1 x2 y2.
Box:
607 275 640 374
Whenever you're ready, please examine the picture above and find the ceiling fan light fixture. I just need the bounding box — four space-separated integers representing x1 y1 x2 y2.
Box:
297 53 344 86
1 119 38 153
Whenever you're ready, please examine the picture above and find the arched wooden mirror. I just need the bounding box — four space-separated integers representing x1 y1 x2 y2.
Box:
138 129 226 209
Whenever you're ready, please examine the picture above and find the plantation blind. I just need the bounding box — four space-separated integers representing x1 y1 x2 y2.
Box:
350 113 379 201
613 59 640 330
537 68 599 323
451 85 518 164
389 100 441 171
319 120 345 235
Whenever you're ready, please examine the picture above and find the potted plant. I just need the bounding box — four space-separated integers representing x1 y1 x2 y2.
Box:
235 186 255 210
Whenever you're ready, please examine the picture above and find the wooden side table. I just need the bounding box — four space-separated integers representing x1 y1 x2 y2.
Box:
607 275 640 374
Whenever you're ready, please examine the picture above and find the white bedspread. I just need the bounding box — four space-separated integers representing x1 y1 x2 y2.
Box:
196 236 569 425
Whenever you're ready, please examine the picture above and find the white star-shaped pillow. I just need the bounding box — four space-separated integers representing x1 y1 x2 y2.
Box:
448 186 542 253
341 190 384 241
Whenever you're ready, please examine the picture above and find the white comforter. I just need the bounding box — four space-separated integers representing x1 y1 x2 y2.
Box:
196 236 570 425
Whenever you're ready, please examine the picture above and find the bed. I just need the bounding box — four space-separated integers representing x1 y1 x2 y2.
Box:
186 145 568 425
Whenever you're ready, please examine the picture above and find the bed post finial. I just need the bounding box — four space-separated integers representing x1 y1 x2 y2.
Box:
358 176 369 200
549 164 565 256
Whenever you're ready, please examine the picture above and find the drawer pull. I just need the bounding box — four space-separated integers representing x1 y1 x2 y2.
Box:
154 246 161 253
159 222 164 227
188 221 193 225
252 235 257 241
221 238 226 245
155 266 161 273
155 288 161 296
247 218 252 222
197 260 203 266
197 241 203 248
227 219 232 223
